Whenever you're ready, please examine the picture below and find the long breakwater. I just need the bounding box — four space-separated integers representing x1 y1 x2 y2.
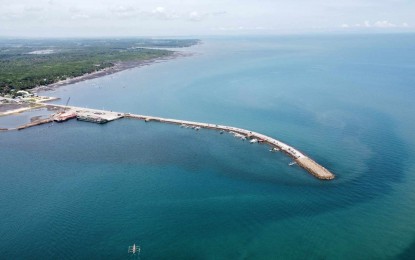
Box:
8 104 335 180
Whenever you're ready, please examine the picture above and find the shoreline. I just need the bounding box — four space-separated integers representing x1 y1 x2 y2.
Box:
33 51 190 93
0 103 45 117
1 51 190 128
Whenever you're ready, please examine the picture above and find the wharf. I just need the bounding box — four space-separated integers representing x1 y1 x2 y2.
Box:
46 104 124 123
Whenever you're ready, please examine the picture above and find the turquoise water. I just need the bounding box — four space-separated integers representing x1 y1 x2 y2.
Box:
1 34 415 259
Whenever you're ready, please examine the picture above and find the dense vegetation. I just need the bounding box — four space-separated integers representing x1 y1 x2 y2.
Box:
0 39 199 94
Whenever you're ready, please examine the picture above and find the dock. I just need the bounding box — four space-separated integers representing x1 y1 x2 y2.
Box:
9 103 335 180
46 104 124 123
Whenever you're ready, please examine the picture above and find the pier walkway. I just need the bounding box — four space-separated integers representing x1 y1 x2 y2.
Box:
28 104 335 180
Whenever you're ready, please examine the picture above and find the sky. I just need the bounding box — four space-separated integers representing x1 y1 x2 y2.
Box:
0 0 414 37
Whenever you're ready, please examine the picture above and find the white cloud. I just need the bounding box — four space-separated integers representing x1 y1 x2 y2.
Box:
153 6 165 14
187 10 226 22
150 6 180 20
212 26 268 32
71 14 90 20
373 20 395 28
0 0 414 37
341 20 409 29
189 11 201 21
109 5 139 18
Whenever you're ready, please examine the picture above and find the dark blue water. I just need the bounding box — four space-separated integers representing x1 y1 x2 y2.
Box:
1 34 415 259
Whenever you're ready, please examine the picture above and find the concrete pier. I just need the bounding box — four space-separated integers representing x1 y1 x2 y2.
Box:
8 103 335 180
17 117 54 130
46 104 124 122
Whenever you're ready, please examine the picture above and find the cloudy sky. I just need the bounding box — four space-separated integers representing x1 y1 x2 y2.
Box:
1 0 414 37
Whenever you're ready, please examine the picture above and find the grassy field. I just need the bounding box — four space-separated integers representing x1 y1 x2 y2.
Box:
0 39 199 94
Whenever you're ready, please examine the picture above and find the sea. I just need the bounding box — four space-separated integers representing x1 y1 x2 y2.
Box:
1 34 415 259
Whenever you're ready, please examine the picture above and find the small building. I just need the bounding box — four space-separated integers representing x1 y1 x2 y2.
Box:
16 90 34 98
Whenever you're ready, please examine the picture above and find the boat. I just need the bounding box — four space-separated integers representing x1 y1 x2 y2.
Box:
234 133 244 139
76 115 108 124
289 162 297 166
219 130 224 134
250 138 258 144
53 111 77 122
128 244 141 254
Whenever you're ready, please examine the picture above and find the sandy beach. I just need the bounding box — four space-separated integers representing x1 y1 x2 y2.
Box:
0 103 29 113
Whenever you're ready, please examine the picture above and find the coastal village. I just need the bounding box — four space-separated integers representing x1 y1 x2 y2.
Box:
0 90 335 180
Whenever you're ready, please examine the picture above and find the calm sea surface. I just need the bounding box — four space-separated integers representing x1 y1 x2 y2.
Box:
1 34 415 259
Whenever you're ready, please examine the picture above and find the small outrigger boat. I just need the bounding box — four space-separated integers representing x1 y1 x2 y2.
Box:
128 244 141 255
250 138 258 144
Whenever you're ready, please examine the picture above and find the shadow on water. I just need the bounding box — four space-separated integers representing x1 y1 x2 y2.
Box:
129 104 412 248
158 104 411 229
398 237 415 259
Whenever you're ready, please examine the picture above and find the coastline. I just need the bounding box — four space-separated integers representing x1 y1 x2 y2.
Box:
0 103 45 117
33 51 190 93
1 51 190 129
